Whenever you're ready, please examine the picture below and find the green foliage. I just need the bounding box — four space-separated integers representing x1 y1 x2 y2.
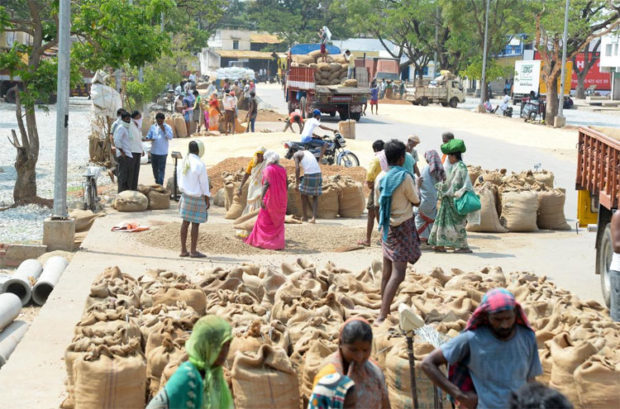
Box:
165 0 228 53
459 57 506 81
249 0 352 46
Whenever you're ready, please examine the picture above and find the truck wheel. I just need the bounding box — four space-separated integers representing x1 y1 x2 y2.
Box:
441 102 448 107
299 97 307 118
421 97 429 106
350 112 361 121
329 112 336 117
598 223 612 307
449 97 458 108
339 110 349 120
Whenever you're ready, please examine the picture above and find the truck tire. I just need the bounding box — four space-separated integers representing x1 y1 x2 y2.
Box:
449 97 458 108
441 102 448 107
350 112 361 121
329 112 336 117
421 97 429 106
299 96 307 119
339 110 349 120
598 223 612 307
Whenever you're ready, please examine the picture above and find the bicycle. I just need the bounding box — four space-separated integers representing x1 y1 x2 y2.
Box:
82 166 102 211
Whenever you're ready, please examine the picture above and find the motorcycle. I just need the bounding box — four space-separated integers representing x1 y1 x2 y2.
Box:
284 132 360 167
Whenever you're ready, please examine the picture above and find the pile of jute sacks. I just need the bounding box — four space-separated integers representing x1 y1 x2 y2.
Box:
466 167 571 233
291 50 358 87
62 259 618 408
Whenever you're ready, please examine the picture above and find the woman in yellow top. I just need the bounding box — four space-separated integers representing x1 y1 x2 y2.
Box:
235 147 267 238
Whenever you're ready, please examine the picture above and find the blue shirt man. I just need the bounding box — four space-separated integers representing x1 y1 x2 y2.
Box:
146 113 174 185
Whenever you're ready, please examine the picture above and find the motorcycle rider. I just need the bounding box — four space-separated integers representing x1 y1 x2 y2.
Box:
300 109 336 148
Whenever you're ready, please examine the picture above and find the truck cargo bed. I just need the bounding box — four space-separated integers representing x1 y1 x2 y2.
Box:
576 127 620 210
316 86 370 95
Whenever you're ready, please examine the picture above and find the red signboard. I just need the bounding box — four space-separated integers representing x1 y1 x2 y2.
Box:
534 51 610 91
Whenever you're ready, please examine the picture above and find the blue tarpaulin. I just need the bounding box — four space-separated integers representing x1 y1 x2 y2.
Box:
290 43 341 55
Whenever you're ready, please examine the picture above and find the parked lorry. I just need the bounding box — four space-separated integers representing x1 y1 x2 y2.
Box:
404 72 465 107
284 44 370 121
575 126 620 306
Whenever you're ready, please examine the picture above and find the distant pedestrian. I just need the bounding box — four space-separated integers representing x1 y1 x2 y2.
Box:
192 90 202 134
222 90 236 135
177 140 210 258
129 110 145 190
294 149 323 223
440 132 455 175
245 91 258 133
429 138 472 253
318 27 329 62
370 82 379 115
415 150 445 246
406 135 421 177
283 110 304 134
183 91 195 135
610 210 620 321
375 139 420 324
208 93 221 132
113 111 133 193
108 108 126 182
379 79 387 99
344 50 355 79
146 113 173 186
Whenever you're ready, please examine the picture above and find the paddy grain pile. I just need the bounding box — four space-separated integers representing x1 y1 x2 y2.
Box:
62 261 618 409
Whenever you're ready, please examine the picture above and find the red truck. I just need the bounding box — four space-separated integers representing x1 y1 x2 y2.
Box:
576 126 620 306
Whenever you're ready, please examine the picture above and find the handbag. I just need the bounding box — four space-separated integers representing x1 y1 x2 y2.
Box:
455 190 481 215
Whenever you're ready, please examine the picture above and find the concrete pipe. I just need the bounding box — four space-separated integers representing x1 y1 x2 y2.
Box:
0 293 22 331
32 256 69 306
0 320 29 368
0 259 43 306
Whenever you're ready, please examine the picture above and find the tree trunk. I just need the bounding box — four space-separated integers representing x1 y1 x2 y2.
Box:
576 72 586 99
12 92 40 204
545 73 560 126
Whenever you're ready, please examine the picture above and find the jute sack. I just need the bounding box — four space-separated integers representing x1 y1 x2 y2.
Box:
467 165 483 185
224 183 235 211
164 117 176 138
70 209 101 232
549 333 598 404
309 50 323 60
213 187 226 207
317 183 339 219
225 181 249 219
338 179 365 218
231 345 299 409
537 189 570 230
151 287 207 315
500 191 538 232
533 170 554 188
227 320 269 367
574 355 620 409
287 181 311 218
343 79 358 87
147 187 170 210
172 114 188 138
467 183 508 233
385 341 451 409
114 191 148 212
73 346 146 409
146 336 185 397
300 339 338 399
158 351 188 392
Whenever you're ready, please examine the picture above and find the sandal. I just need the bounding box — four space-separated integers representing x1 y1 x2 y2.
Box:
455 248 473 254
433 247 447 253
179 252 189 257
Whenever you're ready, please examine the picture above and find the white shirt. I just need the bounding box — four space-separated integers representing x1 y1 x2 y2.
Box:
177 154 210 197
299 151 321 174
113 124 133 158
223 95 236 111
611 252 620 272
129 122 144 153
300 117 321 142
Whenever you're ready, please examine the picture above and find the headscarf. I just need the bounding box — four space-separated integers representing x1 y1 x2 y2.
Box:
440 138 466 155
308 373 355 409
408 135 420 144
264 150 280 165
186 315 233 409
182 140 205 175
424 150 446 181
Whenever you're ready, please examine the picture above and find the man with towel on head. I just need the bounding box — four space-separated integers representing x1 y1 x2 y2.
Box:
422 288 542 409
177 140 210 258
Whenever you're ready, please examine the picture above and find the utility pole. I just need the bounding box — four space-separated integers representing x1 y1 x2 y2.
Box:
434 6 439 77
479 0 490 107
52 0 71 219
555 0 570 127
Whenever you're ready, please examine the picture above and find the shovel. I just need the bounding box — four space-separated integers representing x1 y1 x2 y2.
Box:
398 304 425 409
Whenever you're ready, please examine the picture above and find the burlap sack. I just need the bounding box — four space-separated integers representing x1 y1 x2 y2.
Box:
164 117 176 138
286 180 311 218
537 189 570 230
317 62 330 71
147 188 170 210
146 336 184 397
500 191 539 232
549 333 598 404
224 183 235 211
300 339 338 399
309 50 322 60
574 354 620 409
317 184 339 219
152 287 206 315
467 183 508 233
337 179 365 218
538 348 553 385
225 181 249 219
213 188 226 207
69 209 101 232
172 114 187 138
231 345 299 409
114 191 148 212
233 209 260 232
137 184 151 196
533 170 554 188
343 79 358 87
467 165 483 185
158 351 188 392
73 348 146 409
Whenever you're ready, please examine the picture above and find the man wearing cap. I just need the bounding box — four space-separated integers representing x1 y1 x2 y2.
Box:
300 109 336 148
422 288 542 409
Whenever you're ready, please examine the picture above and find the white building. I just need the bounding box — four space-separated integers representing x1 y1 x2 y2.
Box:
600 34 620 100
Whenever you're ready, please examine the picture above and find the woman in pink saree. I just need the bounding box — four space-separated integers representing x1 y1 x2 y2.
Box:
245 151 288 250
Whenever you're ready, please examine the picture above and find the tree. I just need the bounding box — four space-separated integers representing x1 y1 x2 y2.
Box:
530 0 619 125
0 0 172 205
165 0 228 53
572 39 600 99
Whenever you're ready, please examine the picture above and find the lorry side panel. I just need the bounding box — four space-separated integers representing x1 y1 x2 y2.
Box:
287 67 316 91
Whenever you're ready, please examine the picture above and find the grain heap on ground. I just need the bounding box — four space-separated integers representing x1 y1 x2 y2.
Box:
62 261 618 409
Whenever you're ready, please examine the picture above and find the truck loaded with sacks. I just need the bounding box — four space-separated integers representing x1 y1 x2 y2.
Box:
575 126 620 307
285 44 370 121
